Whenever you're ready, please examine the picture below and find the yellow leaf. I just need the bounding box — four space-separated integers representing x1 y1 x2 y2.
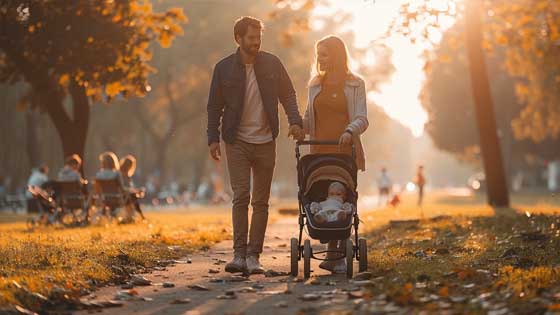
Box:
515 83 529 98
159 32 172 48
496 34 508 45
86 87 100 97
112 13 122 23
58 74 70 86
105 81 123 97
167 7 188 23
518 15 532 27
438 286 449 297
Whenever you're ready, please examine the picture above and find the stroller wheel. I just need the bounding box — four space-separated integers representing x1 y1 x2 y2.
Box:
290 237 299 277
303 240 312 279
346 239 354 278
358 237 368 272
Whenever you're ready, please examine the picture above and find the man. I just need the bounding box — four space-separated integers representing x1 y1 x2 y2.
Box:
207 16 304 274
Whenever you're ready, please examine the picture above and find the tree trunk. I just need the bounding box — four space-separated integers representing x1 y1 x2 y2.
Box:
6 45 90 173
154 141 169 183
465 0 510 207
43 80 90 174
25 109 40 168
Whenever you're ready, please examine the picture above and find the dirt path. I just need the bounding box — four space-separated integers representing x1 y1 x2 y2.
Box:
78 216 365 315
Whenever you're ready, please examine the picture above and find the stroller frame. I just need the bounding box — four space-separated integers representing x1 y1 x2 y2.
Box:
290 140 368 279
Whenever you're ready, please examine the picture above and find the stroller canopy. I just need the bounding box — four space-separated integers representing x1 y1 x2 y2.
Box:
298 153 358 201
304 165 355 195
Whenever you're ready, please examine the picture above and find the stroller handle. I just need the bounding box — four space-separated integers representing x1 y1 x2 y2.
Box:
296 140 340 146
295 140 356 160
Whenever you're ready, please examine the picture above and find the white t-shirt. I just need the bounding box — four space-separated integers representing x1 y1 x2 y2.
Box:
236 64 273 144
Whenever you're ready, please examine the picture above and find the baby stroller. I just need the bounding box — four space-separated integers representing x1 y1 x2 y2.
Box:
26 185 59 228
290 140 368 279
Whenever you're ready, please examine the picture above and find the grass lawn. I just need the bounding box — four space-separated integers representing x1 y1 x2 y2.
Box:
362 192 560 314
0 206 231 312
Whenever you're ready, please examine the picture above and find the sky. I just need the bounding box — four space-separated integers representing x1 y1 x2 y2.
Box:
311 0 442 137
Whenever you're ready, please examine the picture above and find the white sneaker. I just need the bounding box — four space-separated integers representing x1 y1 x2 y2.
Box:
225 256 246 273
246 255 265 274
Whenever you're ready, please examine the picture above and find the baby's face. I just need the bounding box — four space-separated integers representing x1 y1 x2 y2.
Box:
328 186 346 201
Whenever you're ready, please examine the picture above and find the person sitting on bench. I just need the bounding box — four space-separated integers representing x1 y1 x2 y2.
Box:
58 154 85 183
95 151 124 184
119 155 145 220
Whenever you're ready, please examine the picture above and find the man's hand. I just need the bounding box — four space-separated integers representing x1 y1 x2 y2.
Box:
339 131 353 149
288 124 305 141
209 142 221 161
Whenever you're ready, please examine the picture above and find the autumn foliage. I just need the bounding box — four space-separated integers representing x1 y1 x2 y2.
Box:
391 0 560 143
0 0 186 162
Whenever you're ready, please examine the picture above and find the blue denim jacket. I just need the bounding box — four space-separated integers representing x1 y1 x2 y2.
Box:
207 48 303 145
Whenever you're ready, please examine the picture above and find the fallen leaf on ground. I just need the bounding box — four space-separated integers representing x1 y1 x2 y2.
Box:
188 284 210 291
131 275 151 286
300 293 321 301
264 269 289 277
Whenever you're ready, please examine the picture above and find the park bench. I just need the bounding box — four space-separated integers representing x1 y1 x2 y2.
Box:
93 179 137 222
55 180 89 224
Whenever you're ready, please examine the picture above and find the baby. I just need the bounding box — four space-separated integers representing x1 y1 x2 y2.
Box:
309 182 354 224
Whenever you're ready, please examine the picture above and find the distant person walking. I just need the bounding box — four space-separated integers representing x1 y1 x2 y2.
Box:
415 165 426 206
378 167 392 206
206 16 304 274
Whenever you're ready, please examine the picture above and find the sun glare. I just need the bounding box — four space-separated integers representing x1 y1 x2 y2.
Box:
312 0 457 137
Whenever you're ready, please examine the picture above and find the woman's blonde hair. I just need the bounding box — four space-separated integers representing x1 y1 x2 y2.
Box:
310 35 354 84
119 155 137 177
99 151 119 170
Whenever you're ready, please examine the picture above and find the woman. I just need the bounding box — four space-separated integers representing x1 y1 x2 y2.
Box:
96 152 140 221
303 35 369 273
95 152 122 183
119 155 145 220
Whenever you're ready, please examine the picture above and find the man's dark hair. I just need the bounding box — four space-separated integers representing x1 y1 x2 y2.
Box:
233 16 263 39
65 154 82 167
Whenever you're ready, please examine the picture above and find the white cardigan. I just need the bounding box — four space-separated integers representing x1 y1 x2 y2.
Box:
303 74 369 171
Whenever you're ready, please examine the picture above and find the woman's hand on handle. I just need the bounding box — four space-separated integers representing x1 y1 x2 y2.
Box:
339 131 353 150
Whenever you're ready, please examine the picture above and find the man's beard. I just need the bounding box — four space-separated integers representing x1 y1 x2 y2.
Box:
242 43 260 56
